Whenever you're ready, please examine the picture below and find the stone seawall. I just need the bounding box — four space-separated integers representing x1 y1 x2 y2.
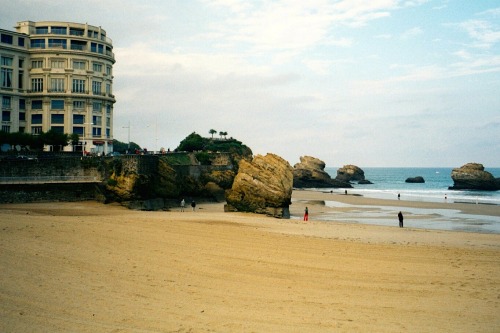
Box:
0 183 100 203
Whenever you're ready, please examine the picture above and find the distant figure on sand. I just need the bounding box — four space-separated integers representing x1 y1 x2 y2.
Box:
304 207 309 221
398 193 401 200
180 199 185 212
191 200 196 211
398 211 404 228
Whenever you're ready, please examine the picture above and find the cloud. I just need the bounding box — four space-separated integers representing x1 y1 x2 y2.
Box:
457 19 500 49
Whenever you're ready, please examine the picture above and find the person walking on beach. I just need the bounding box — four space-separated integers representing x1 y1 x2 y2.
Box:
398 211 404 228
191 200 196 211
398 193 401 200
180 199 185 212
304 207 309 221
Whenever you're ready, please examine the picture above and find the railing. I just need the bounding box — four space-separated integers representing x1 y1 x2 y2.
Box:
0 176 100 184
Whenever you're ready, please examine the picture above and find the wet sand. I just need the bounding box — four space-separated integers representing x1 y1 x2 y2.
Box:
1 195 499 332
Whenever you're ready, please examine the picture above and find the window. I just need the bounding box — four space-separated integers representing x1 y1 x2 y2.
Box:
1 56 13 66
31 78 43 92
19 112 25 121
106 128 110 138
51 60 65 68
93 101 102 112
88 30 98 38
73 127 84 135
98 44 104 54
70 40 86 51
92 81 101 95
51 100 65 110
31 100 43 109
92 127 102 137
1 57 13 88
48 39 67 49
32 126 42 135
70 28 84 36
72 79 85 93
18 37 25 47
1 68 12 88
50 126 64 133
106 66 111 75
1 34 13 44
18 70 24 89
93 115 102 126
31 114 43 124
2 125 10 132
73 114 85 124
106 83 111 94
106 117 110 127
2 96 11 109
51 114 64 124
2 111 11 122
30 39 45 48
51 26 67 35
19 99 25 110
73 60 86 70
92 62 102 72
50 78 65 92
73 100 85 109
32 59 43 68
35 27 49 34
91 42 97 52
106 104 111 114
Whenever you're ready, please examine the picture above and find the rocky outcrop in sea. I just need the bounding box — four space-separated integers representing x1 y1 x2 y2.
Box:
449 163 500 191
405 176 425 183
336 165 366 183
225 153 293 218
293 156 351 188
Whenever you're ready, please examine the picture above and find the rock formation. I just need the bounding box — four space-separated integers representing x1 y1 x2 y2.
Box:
336 165 365 182
449 163 500 191
225 153 293 218
293 156 351 188
405 176 425 183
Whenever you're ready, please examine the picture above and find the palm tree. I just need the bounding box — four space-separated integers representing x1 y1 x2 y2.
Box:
222 131 228 139
209 129 217 139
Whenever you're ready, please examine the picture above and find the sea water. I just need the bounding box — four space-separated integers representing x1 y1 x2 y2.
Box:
324 167 500 205
296 167 500 233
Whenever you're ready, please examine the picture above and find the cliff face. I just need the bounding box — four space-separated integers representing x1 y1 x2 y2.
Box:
225 153 293 218
105 153 244 206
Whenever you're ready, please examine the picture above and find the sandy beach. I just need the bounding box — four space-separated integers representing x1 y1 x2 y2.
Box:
1 192 499 332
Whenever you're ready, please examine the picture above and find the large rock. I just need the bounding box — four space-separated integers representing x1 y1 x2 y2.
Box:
225 153 293 218
336 165 365 182
405 176 425 183
449 163 499 191
293 156 352 188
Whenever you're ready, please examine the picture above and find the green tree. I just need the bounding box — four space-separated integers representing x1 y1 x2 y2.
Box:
176 132 206 152
113 139 141 154
41 129 69 151
209 129 217 139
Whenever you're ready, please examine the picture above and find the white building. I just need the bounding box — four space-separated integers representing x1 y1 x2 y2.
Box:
0 21 115 154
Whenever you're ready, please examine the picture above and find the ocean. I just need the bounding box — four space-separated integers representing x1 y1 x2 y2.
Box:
298 167 500 233
324 167 500 205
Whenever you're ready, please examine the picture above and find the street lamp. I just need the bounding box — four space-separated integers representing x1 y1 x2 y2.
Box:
122 121 130 154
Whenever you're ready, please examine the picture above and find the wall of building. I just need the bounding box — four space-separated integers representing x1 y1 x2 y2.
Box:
0 21 115 155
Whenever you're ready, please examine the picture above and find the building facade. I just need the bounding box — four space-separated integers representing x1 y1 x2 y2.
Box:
0 21 115 154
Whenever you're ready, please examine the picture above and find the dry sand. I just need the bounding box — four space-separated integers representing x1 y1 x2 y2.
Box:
1 192 499 332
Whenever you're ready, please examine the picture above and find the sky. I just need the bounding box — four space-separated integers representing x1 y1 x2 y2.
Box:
2 0 500 167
